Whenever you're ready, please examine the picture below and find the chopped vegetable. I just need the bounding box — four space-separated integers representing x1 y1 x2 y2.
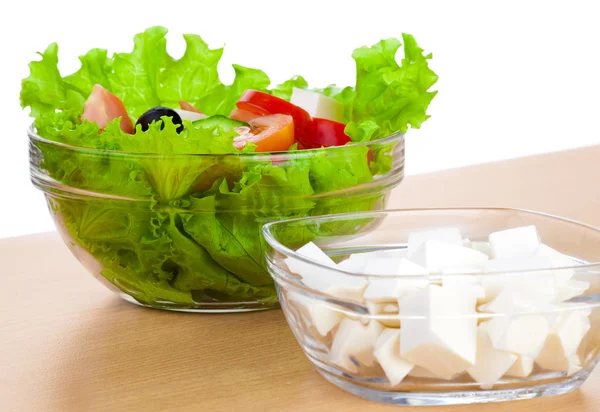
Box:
305 118 351 148
236 90 312 141
233 114 295 152
81 84 134 133
136 106 183 132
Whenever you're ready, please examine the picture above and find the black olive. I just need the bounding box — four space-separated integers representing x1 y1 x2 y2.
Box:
135 106 183 132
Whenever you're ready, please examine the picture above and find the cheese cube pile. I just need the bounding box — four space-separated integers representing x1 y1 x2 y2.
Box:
283 226 592 389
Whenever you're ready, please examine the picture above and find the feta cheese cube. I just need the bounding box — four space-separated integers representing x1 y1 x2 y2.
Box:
409 240 489 274
374 329 414 385
364 257 427 276
366 302 400 328
290 88 344 122
338 249 409 274
337 254 370 274
330 319 384 373
482 256 555 301
377 248 409 259
555 279 590 302
363 258 429 302
407 228 463 256
467 322 518 389
471 241 491 257
505 355 535 378
489 226 540 259
442 272 486 302
294 242 336 265
398 285 478 378
536 310 591 372
479 286 555 315
486 314 550 358
441 267 481 275
174 109 208 122
534 244 577 286
408 366 458 380
285 242 368 300
287 292 343 337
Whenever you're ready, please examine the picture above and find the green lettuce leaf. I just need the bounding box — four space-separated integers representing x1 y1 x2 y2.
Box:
346 34 438 139
271 76 309 100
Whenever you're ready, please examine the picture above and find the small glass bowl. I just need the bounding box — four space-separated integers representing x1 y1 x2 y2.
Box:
29 126 404 312
262 208 600 406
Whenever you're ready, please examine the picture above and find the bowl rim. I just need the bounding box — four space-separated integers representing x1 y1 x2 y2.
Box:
27 124 404 158
262 207 600 280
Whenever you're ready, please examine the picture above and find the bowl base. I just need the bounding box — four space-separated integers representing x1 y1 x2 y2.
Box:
120 293 279 313
316 363 590 406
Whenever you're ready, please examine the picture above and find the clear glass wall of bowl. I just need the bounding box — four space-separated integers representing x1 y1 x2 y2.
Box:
29 128 404 312
263 209 600 405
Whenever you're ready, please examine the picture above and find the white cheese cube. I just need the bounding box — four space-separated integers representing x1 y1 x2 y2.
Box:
555 279 590 302
482 256 555 301
505 355 535 378
409 240 489 274
293 242 336 265
288 292 343 337
471 241 491 257
286 242 368 300
408 366 458 380
442 273 486 302
441 267 481 275
374 248 409 259
398 285 478 378
536 310 591 372
290 88 344 122
535 244 578 286
364 257 427 276
330 319 384 373
174 109 208 122
486 314 550 358
366 302 400 328
338 249 409 274
407 228 463 256
489 226 540 259
326 278 369 301
363 258 429 302
467 323 518 389
337 254 370 274
374 329 414 385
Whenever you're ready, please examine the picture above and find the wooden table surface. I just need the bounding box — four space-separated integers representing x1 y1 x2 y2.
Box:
2 145 600 412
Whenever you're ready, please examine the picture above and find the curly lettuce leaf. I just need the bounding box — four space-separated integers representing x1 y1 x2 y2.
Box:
20 43 85 120
347 34 438 139
271 76 309 100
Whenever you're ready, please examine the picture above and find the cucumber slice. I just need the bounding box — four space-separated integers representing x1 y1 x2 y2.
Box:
191 115 249 132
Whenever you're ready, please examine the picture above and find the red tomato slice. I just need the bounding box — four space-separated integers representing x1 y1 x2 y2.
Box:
179 100 203 114
302 117 351 148
233 114 295 152
236 90 311 140
230 109 259 122
81 84 134 134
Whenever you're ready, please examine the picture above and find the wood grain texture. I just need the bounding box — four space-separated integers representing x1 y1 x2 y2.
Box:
2 145 600 412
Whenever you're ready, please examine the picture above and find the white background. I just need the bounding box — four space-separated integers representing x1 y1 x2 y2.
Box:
1 0 599 239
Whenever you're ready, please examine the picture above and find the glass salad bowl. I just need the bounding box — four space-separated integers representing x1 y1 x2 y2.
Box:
28 128 404 312
262 208 600 405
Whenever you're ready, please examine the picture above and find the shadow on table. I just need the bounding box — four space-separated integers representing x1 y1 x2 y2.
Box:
50 298 337 410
